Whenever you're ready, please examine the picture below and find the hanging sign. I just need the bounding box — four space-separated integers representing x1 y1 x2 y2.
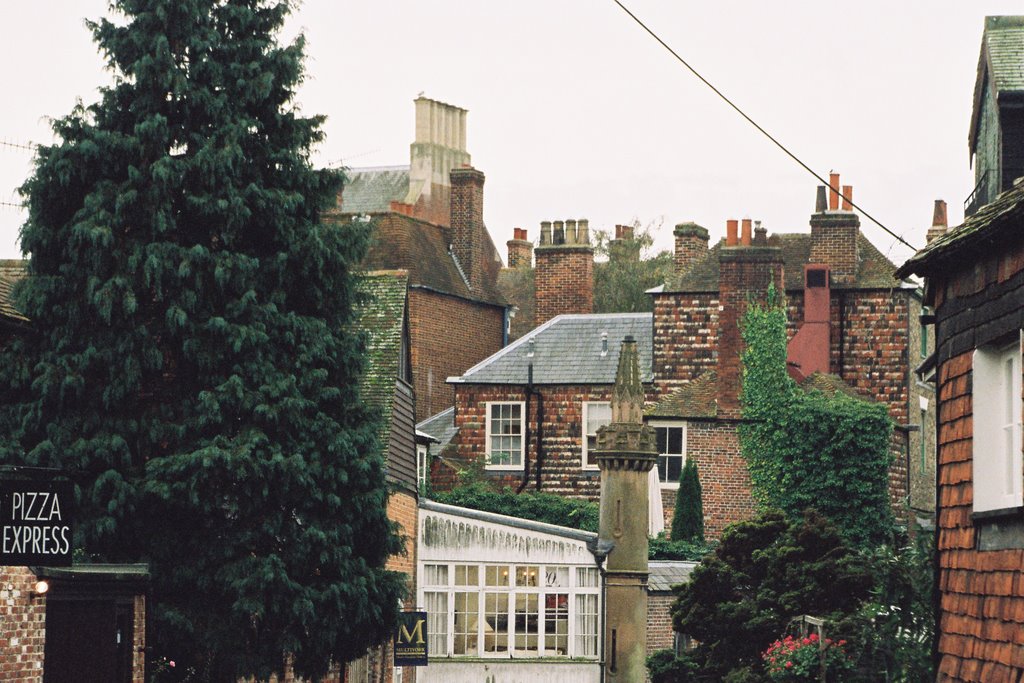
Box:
394 611 428 666
0 479 73 566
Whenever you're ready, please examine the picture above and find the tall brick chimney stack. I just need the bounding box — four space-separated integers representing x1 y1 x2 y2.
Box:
926 200 948 244
506 228 533 268
409 97 470 225
673 222 709 277
449 167 486 291
608 224 641 262
716 219 784 419
534 217 594 326
809 172 860 285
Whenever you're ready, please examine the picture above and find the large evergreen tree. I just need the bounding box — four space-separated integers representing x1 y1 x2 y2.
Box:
6 1 403 678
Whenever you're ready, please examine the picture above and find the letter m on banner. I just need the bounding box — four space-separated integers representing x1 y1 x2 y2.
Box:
394 611 428 666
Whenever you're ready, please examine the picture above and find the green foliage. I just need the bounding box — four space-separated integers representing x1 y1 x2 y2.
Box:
3 1 404 679
434 483 600 532
648 533 715 562
647 649 701 683
739 285 894 548
593 220 674 313
670 511 874 682
672 459 704 543
763 634 854 682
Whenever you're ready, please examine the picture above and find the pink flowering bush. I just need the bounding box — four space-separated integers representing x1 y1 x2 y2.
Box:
762 633 854 682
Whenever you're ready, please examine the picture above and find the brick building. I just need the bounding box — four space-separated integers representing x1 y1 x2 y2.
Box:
896 176 1024 682
431 176 933 537
334 97 509 421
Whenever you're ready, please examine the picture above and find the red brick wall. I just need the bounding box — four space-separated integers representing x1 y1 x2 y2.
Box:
534 246 594 327
445 384 611 499
652 293 718 397
647 594 676 654
672 224 709 278
450 168 486 293
809 214 859 285
0 566 45 683
684 421 756 538
408 288 504 421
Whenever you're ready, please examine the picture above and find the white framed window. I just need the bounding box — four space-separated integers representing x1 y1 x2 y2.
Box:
419 561 600 659
416 444 429 493
582 401 612 469
654 422 687 486
486 402 525 469
973 334 1023 514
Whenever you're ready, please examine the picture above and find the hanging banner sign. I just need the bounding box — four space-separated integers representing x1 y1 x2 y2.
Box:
394 611 428 666
0 479 73 566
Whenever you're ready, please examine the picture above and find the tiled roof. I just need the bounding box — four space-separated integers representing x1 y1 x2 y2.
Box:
417 407 458 451
670 233 902 292
362 213 507 307
451 313 654 385
355 270 409 447
799 372 872 401
339 166 411 214
648 560 696 592
986 17 1024 92
646 372 718 419
896 179 1024 278
496 267 535 341
0 261 28 322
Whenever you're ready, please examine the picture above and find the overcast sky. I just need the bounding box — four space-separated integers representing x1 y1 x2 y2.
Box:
2 2 1021 268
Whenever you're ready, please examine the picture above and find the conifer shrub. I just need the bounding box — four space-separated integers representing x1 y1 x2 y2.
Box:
671 459 704 543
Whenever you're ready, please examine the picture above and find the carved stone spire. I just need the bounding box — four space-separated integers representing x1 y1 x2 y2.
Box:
594 337 655 683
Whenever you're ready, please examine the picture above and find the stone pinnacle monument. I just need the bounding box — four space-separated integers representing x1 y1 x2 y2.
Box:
594 335 657 682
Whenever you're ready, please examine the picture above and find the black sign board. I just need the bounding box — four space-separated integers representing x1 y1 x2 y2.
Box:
394 611 428 666
0 479 73 566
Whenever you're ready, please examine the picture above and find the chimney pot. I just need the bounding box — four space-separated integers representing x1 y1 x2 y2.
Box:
726 219 739 247
741 218 753 246
540 221 552 246
841 185 853 211
578 219 590 245
754 220 767 246
553 220 565 245
829 173 841 210
815 186 828 213
566 219 578 245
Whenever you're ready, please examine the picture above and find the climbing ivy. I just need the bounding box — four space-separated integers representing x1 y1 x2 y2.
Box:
738 284 894 548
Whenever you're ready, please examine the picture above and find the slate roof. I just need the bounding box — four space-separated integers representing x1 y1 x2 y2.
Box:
0 261 28 322
970 17 1024 153
355 270 409 448
361 213 507 307
338 166 412 214
451 313 654 385
646 372 719 419
417 407 458 451
896 179 1024 278
670 233 902 292
648 561 696 592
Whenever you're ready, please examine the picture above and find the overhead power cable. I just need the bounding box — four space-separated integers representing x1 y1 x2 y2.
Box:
0 140 36 152
611 0 917 252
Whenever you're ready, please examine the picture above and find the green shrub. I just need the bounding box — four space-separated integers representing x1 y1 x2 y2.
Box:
433 483 600 532
671 459 704 543
647 649 700 683
649 533 714 562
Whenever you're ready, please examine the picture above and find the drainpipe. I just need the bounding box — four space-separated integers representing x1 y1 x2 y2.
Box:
837 291 847 378
519 363 533 493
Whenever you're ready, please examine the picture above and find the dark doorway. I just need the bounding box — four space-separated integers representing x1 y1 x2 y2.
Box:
43 598 134 683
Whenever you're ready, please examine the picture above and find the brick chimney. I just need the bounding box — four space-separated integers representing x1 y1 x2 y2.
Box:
450 167 486 291
608 224 641 262
716 219 784 419
786 264 831 380
409 97 470 225
506 228 533 269
534 217 594 326
926 200 948 244
673 222 709 276
809 172 860 286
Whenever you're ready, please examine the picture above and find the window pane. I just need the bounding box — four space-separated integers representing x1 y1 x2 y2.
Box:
482 592 509 653
455 565 478 586
668 426 683 454
423 564 448 587
453 592 479 655
545 593 569 656
516 565 539 588
666 455 683 483
514 593 539 653
656 426 667 454
575 594 598 657
544 567 569 588
485 565 510 587
577 567 598 588
424 592 448 655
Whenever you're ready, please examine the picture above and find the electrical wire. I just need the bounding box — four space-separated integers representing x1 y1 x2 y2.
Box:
0 140 36 152
611 0 918 252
